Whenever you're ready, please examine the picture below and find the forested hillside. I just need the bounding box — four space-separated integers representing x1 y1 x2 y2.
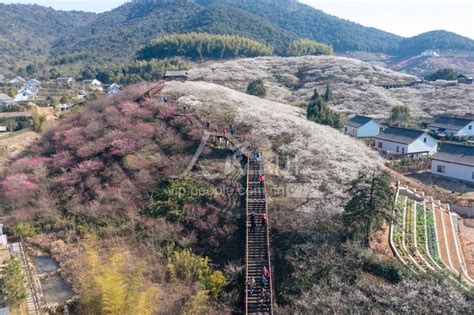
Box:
396 30 474 56
211 0 402 52
52 1 294 59
1 0 473 72
0 4 96 70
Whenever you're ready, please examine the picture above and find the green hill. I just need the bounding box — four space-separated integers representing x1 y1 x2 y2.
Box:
397 30 474 56
1 0 474 70
0 4 95 69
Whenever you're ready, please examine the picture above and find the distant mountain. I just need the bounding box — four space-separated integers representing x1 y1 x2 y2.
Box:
396 30 474 56
0 4 95 67
53 1 297 58
1 0 473 73
206 0 402 52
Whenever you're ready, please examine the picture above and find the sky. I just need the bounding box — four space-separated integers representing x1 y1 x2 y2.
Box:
1 0 473 39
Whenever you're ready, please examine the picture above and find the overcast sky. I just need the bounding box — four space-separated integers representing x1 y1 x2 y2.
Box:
1 0 473 39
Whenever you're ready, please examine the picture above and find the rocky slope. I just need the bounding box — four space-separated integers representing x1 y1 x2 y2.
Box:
190 56 474 118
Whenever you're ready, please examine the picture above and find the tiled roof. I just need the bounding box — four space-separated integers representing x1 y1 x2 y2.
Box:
432 143 474 166
375 127 427 144
428 116 472 131
345 115 374 128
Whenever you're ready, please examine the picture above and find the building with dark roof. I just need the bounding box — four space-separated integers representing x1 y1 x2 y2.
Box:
344 115 380 138
457 74 473 84
428 116 474 137
431 143 474 183
375 127 438 156
164 70 189 81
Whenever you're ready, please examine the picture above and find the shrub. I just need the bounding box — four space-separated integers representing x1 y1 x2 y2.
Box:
0 174 39 200
142 178 210 220
425 68 459 81
10 223 37 238
246 79 267 97
361 254 404 283
166 247 226 298
2 256 28 307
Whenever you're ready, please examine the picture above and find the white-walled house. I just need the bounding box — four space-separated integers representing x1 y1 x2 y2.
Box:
83 79 102 87
57 103 74 112
375 127 438 156
428 116 474 137
431 143 474 183
344 115 381 137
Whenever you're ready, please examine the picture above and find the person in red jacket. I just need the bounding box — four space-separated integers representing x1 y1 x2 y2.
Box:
260 212 267 227
259 174 265 184
262 266 270 278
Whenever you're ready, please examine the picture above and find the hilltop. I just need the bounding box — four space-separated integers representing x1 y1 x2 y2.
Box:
191 56 474 118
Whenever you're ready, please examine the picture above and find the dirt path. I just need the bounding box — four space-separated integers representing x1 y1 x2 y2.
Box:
458 219 474 279
440 207 462 273
434 205 454 272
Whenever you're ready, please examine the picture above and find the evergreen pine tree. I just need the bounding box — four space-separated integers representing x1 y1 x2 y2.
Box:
310 87 320 100
343 171 394 247
306 94 344 130
324 84 333 101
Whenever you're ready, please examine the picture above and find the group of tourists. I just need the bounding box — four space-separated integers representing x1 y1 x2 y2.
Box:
249 211 267 232
247 266 271 306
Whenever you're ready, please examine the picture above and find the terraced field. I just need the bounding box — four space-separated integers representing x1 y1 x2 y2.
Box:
390 185 474 285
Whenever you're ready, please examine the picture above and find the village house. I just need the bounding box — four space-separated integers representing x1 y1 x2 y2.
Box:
83 79 102 88
0 93 14 107
164 70 189 81
0 126 7 132
457 74 473 84
375 126 438 157
26 79 41 86
56 76 75 85
344 115 381 137
420 49 439 57
107 83 121 96
428 116 474 137
9 76 26 85
15 86 37 102
431 143 474 183
57 103 74 112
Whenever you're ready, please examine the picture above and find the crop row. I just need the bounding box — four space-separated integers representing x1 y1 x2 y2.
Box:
425 209 444 267
415 203 428 260
393 195 409 259
405 199 416 255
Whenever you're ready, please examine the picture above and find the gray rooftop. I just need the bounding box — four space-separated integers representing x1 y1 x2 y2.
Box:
0 94 13 102
428 116 472 131
376 127 427 144
432 143 474 166
345 115 374 128
164 70 189 77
